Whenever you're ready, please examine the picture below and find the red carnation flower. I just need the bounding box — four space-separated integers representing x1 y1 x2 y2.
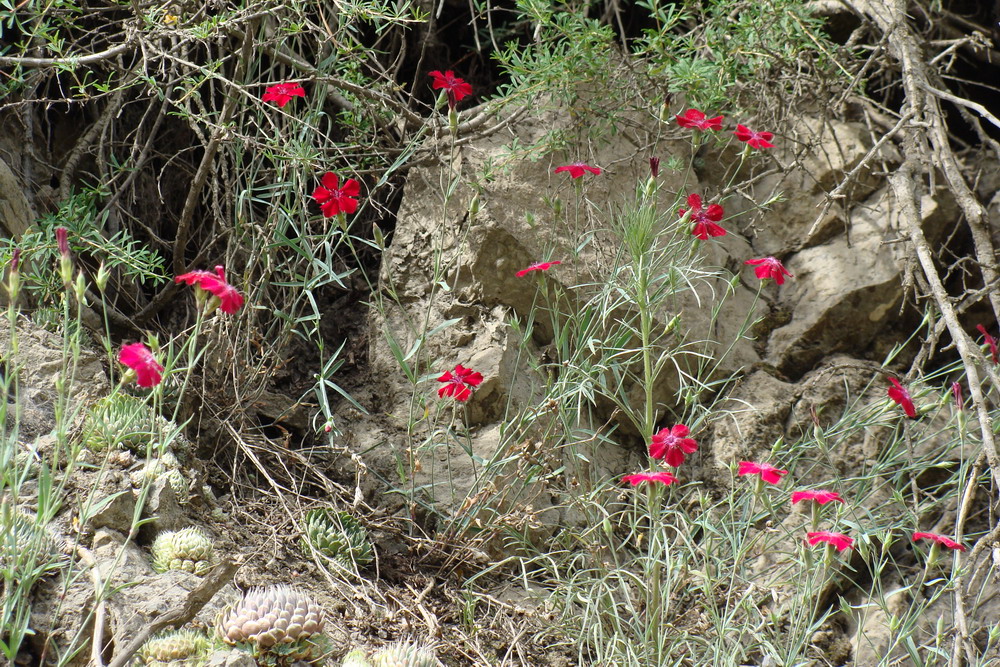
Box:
734 124 774 149
312 172 361 218
912 531 966 552
806 531 854 552
622 471 677 487
745 257 793 285
262 82 306 108
649 425 698 468
175 265 244 315
429 70 473 109
516 260 561 277
680 194 726 240
791 490 844 506
977 324 998 364
437 364 483 402
738 461 788 485
675 109 724 131
887 377 917 419
554 163 602 179
119 343 164 388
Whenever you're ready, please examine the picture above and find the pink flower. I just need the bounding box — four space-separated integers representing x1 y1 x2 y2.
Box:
554 163 602 178
437 364 483 402
806 531 854 552
175 265 244 315
912 531 966 552
428 70 473 109
977 324 998 364
119 343 164 388
312 172 361 218
516 260 562 277
734 124 775 149
262 82 306 108
649 425 698 467
55 227 70 257
737 461 788 485
622 471 677 487
675 109 724 131
887 377 917 418
745 257 793 285
680 194 726 240
952 382 964 412
791 490 844 506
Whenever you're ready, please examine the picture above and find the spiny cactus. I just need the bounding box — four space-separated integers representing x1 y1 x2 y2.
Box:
0 504 65 574
136 629 211 666
83 393 158 451
340 648 372 667
301 508 373 569
371 642 440 667
151 527 214 575
216 585 326 663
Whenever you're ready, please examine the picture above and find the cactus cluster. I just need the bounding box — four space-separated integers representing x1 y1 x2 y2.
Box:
0 504 65 574
151 527 215 575
301 508 373 570
83 393 159 451
136 629 211 666
216 585 326 663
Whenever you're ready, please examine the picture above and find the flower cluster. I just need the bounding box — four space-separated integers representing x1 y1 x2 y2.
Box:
674 108 774 151
118 264 244 388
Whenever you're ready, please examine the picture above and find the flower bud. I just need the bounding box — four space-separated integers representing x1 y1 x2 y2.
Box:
74 271 88 304
95 261 110 293
7 248 20 300
56 227 74 286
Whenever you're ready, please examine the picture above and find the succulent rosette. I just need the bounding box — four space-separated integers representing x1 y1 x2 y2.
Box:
216 585 326 662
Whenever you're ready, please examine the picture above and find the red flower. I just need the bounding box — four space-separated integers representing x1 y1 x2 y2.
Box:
680 194 726 240
952 382 964 412
119 343 164 388
675 109 724 131
912 531 966 552
175 265 244 315
437 364 483 401
887 377 917 418
734 124 775 149
976 324 998 364
649 157 660 178
516 260 561 277
791 490 844 506
262 82 306 108
312 172 360 218
745 257 793 285
806 531 854 552
622 471 677 487
738 461 788 485
428 70 473 109
554 163 602 178
649 425 698 467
